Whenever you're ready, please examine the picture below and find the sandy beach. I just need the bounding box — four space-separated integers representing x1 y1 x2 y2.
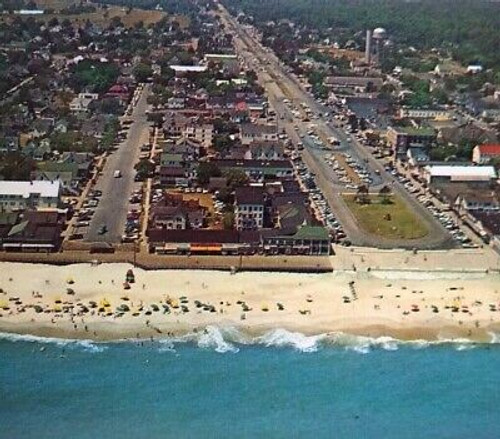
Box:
0 261 499 342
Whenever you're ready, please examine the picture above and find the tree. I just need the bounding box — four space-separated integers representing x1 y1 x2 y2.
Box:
222 211 234 230
213 134 233 156
133 63 153 82
378 185 393 204
197 162 221 185
223 169 249 190
355 185 370 204
0 152 35 180
134 158 155 179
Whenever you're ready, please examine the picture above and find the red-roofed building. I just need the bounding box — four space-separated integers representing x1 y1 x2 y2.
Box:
473 144 500 164
106 84 130 103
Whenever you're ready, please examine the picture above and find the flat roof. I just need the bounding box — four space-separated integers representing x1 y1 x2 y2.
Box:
426 165 497 178
169 65 207 73
0 181 60 198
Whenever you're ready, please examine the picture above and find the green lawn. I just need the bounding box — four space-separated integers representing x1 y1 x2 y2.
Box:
343 194 428 240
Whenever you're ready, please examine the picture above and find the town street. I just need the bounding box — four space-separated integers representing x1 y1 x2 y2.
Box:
85 84 151 243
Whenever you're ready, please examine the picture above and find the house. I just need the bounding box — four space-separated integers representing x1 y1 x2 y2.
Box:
0 181 61 212
69 93 99 113
149 204 205 230
472 144 500 164
234 186 265 230
184 123 213 148
240 123 278 145
159 167 190 187
30 118 54 138
386 126 437 158
162 112 213 148
106 84 130 103
0 136 19 153
245 141 285 160
406 146 430 168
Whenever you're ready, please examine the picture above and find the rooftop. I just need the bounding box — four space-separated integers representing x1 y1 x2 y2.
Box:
0 181 60 198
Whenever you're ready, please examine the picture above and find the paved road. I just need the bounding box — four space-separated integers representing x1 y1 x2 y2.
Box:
219 6 455 249
86 85 151 243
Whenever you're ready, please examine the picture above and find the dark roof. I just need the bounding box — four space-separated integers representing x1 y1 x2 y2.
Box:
148 229 239 243
148 229 260 244
213 159 293 169
471 211 500 235
240 123 278 136
325 76 383 87
235 187 265 205
159 166 187 177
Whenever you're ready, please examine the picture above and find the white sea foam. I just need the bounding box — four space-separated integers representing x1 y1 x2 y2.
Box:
197 325 239 353
256 328 327 352
2 327 498 354
0 331 106 352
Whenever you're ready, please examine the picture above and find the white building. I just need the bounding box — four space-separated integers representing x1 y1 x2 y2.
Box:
423 165 497 185
240 123 278 146
0 181 61 212
234 187 264 230
399 108 451 120
69 93 99 113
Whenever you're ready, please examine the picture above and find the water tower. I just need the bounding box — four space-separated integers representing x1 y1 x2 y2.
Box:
372 27 387 64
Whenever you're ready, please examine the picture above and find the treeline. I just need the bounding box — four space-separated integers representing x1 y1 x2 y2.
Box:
101 0 200 16
225 0 500 73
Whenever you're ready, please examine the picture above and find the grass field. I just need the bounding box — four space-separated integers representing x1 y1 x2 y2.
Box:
2 5 189 29
343 194 428 240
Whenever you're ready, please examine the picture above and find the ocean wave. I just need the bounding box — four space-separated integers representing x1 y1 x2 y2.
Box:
256 328 327 353
0 332 106 353
1 328 499 354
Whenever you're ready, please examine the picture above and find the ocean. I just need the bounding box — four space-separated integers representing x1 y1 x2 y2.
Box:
1 328 499 439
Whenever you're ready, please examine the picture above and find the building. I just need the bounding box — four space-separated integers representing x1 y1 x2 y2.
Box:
234 187 265 230
0 210 64 252
472 144 500 164
324 76 383 93
423 165 497 185
240 123 278 145
261 226 331 255
387 126 437 158
169 65 207 77
69 93 99 113
162 112 213 148
0 181 61 212
213 159 294 180
399 108 451 120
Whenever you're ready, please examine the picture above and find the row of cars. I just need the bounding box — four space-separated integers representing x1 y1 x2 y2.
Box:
122 188 143 243
69 189 103 239
293 159 347 243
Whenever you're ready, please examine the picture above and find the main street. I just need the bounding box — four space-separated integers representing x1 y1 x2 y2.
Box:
219 5 455 249
85 84 151 243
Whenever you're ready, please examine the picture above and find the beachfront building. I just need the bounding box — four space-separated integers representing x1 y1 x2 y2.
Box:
234 187 265 231
0 181 61 212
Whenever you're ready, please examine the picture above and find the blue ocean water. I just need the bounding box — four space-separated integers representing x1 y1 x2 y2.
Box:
1 329 499 439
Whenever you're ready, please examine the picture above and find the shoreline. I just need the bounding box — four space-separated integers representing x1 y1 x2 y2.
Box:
0 262 499 343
